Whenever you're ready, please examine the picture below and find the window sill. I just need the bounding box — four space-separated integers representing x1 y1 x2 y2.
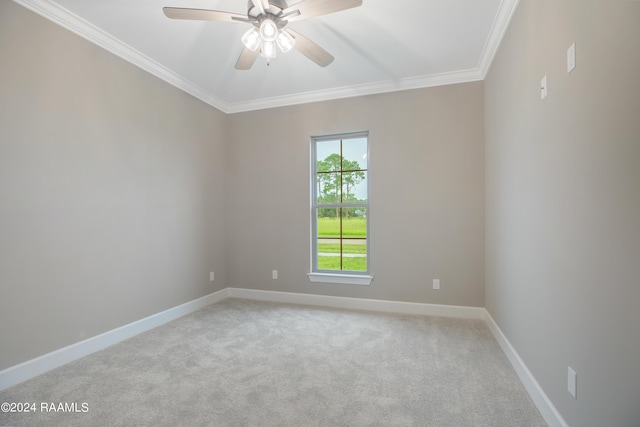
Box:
307 272 373 286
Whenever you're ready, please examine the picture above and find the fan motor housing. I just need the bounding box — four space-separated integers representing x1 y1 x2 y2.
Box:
247 0 288 16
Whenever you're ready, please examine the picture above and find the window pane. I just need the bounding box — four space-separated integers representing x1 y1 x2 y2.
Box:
317 238 340 270
341 208 367 238
342 239 367 271
342 137 368 170
316 172 341 204
312 132 369 276
317 208 340 238
316 140 341 172
342 171 367 203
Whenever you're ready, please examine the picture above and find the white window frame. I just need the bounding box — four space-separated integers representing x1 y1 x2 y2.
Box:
308 131 373 286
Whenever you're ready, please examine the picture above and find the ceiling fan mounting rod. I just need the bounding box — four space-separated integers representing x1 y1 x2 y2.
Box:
234 3 294 29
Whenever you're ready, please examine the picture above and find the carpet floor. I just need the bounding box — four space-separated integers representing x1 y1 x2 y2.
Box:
0 298 546 426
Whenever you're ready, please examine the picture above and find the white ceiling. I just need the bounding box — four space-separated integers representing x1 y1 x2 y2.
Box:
15 0 518 113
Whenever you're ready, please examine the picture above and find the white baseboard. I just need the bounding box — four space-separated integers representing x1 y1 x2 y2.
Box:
236 289 564 426
1 285 565 427
0 288 229 391
227 287 486 319
484 311 568 427
2 287 481 391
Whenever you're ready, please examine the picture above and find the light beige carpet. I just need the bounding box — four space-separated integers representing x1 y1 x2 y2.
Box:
0 298 546 426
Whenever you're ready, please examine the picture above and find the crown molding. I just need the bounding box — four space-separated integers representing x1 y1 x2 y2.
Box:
477 0 521 78
12 0 518 114
11 0 229 112
226 68 483 113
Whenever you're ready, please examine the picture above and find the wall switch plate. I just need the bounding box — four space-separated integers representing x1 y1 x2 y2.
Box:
209 271 214 282
272 270 278 280
568 367 577 399
541 75 548 100
567 43 576 73
433 279 440 290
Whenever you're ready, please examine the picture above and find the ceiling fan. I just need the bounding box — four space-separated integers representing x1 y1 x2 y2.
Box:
163 0 362 70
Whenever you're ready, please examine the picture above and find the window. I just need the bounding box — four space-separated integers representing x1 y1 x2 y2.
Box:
309 132 372 285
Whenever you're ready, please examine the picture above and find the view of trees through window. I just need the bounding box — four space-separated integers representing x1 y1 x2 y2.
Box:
313 134 368 273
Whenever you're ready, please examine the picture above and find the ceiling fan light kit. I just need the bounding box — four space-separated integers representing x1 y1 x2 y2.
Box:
276 30 296 53
241 28 261 51
259 19 278 41
163 0 363 70
262 40 277 59
241 17 295 59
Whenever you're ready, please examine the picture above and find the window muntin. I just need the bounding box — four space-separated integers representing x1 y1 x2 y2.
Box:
311 132 369 275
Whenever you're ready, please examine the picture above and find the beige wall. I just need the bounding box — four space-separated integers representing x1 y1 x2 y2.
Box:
485 1 640 426
0 2 227 370
227 84 485 306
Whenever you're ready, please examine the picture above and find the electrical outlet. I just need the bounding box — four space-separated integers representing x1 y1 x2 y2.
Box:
209 271 214 282
433 279 440 290
272 270 278 280
568 367 577 399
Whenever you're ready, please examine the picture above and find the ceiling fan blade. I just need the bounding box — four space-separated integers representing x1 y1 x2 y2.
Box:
283 0 362 22
163 7 246 23
287 29 334 67
235 48 260 70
